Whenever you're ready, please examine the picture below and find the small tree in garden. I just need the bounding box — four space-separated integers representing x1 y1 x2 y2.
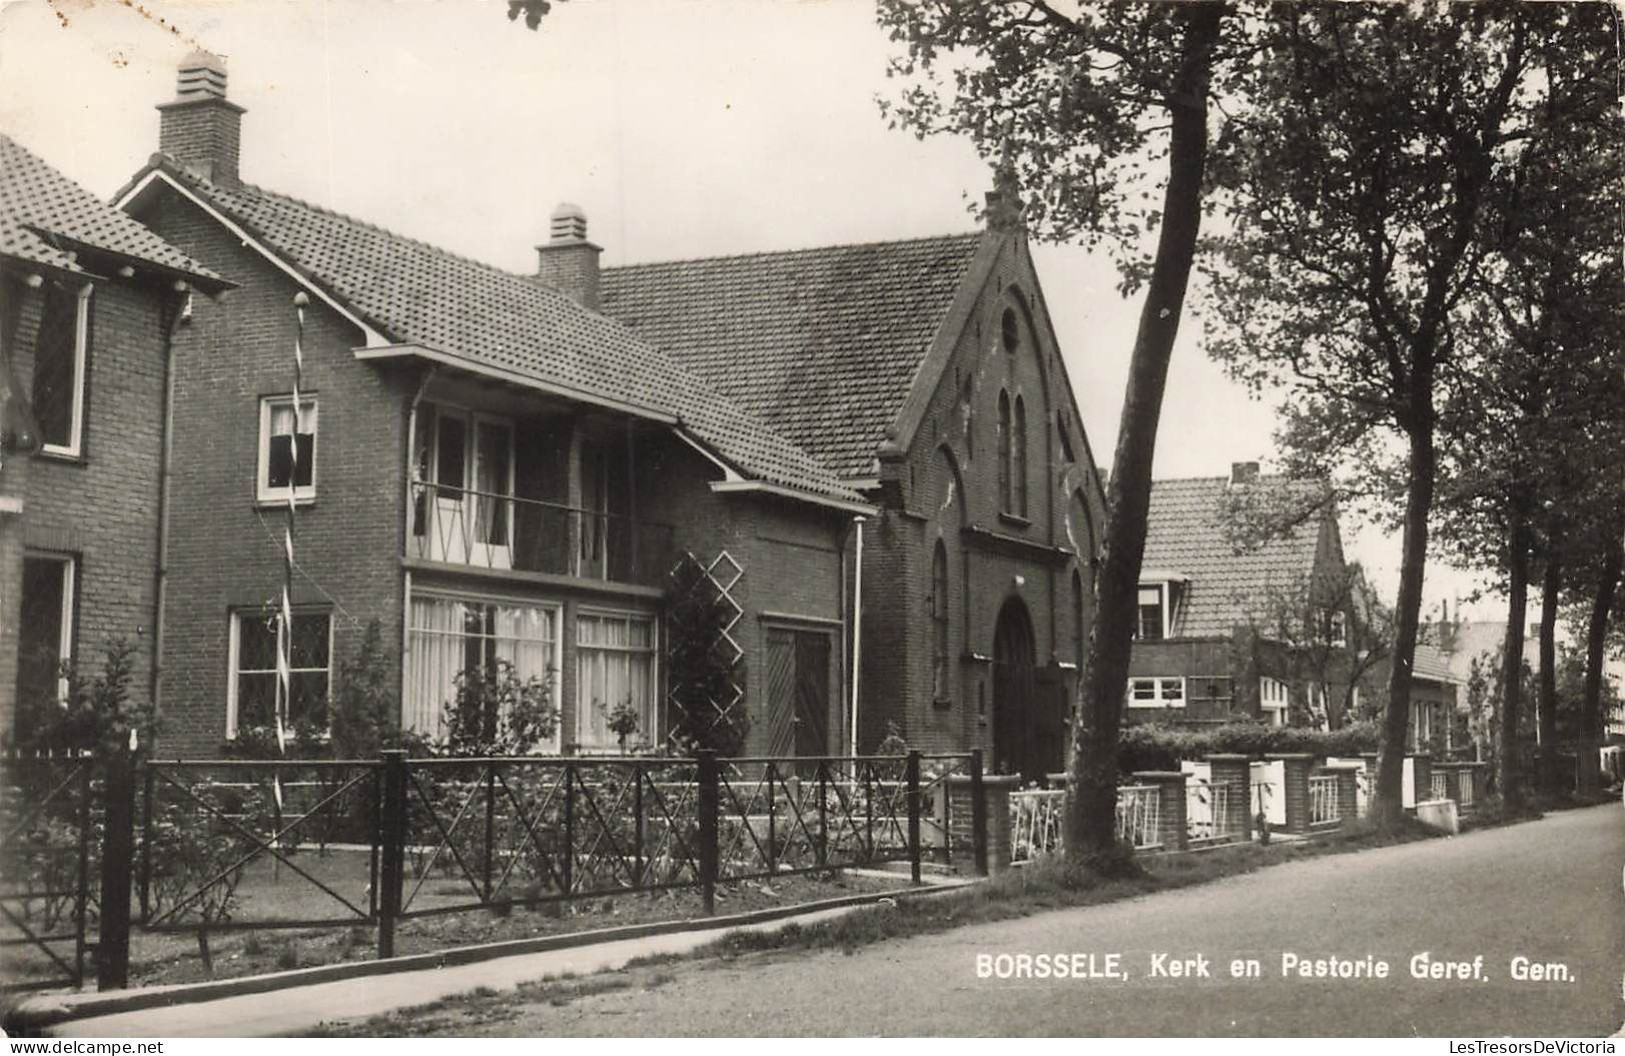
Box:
665 555 748 756
330 619 399 759
441 660 559 756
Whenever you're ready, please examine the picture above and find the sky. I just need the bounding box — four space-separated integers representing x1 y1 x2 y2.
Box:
0 0 1504 619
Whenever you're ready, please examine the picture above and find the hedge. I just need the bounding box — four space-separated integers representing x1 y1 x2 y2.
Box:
1118 720 1382 774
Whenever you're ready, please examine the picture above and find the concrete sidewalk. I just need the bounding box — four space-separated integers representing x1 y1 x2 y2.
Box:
44 883 959 1038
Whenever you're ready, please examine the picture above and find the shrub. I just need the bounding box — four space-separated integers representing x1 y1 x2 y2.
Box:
1117 719 1381 772
440 660 559 756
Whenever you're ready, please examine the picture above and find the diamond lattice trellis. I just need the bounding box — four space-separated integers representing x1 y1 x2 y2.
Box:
665 550 746 752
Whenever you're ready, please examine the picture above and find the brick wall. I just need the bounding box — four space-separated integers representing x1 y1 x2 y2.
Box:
861 235 1105 766
134 187 410 753
2 277 173 741
157 100 242 187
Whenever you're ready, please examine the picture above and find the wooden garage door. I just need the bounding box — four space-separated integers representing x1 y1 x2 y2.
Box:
765 627 832 758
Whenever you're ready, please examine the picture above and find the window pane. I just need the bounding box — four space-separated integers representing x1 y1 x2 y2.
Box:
237 671 277 728
289 613 329 668
238 615 279 672
437 414 466 491
267 434 294 488
16 557 70 722
290 670 328 727
33 286 78 447
1162 681 1184 702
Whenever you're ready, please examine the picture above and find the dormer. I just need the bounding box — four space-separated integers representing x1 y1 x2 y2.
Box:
1135 571 1188 641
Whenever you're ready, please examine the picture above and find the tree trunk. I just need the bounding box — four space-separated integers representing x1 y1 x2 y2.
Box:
1373 420 1434 825
1497 496 1533 813
1579 528 1623 791
1537 551 1560 767
1065 1 1223 859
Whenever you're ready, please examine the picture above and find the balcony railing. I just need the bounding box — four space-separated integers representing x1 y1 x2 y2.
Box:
409 483 675 589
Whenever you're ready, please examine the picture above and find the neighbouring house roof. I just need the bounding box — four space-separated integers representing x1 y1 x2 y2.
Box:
1437 620 1543 684
0 134 224 289
1412 643 1458 685
1143 475 1333 638
600 233 986 481
122 156 860 506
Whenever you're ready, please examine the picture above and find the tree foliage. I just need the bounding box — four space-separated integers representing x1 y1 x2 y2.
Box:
1204 1 1619 821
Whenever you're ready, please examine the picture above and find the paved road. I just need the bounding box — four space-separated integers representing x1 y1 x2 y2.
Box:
491 805 1624 1037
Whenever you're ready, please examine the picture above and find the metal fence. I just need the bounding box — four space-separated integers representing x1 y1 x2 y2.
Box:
1309 774 1340 826
0 753 94 994
1185 779 1231 843
15 748 981 991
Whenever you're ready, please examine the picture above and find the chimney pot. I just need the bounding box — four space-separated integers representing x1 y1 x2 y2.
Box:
1230 461 1261 486
157 49 245 188
536 202 601 310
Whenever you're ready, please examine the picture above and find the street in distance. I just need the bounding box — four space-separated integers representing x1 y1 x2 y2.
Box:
973 951 1577 983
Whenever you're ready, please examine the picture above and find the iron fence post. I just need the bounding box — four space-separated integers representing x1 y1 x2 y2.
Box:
377 749 407 960
138 764 155 924
970 749 988 877
864 761 874 861
906 750 922 885
74 756 92 987
563 764 578 897
816 759 828 870
697 750 719 915
766 763 777 875
96 746 135 990
482 767 496 904
633 763 645 890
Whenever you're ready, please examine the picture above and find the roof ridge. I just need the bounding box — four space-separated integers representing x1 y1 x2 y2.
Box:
239 179 528 281
603 230 984 272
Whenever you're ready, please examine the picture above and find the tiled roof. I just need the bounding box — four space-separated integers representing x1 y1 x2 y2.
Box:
143 159 856 504
601 234 985 481
1437 620 1542 682
0 134 221 285
1143 476 1330 638
1412 643 1458 684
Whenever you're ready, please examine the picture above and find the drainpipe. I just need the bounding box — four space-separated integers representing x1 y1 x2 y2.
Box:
849 514 865 754
149 283 188 740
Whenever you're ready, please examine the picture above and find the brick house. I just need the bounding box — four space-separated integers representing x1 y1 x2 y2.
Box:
112 55 1105 768
114 54 869 756
1128 465 1356 728
601 187 1108 780
0 132 229 744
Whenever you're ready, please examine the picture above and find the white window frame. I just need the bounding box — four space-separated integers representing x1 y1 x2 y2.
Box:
1259 676 1289 726
1326 609 1347 647
22 552 76 703
1136 581 1172 640
257 394 319 505
574 606 660 753
39 284 92 459
1127 676 1185 709
226 608 333 740
405 591 563 749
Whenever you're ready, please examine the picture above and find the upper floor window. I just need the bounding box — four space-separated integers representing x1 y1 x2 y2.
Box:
1000 306 1019 355
932 541 950 701
996 391 1012 511
258 395 317 504
1012 395 1029 517
1135 583 1168 641
35 283 91 457
1071 569 1087 672
1323 609 1347 647
1260 677 1289 726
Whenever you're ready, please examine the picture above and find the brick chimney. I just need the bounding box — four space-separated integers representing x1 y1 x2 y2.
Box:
1230 461 1261 486
536 203 601 310
156 50 245 188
